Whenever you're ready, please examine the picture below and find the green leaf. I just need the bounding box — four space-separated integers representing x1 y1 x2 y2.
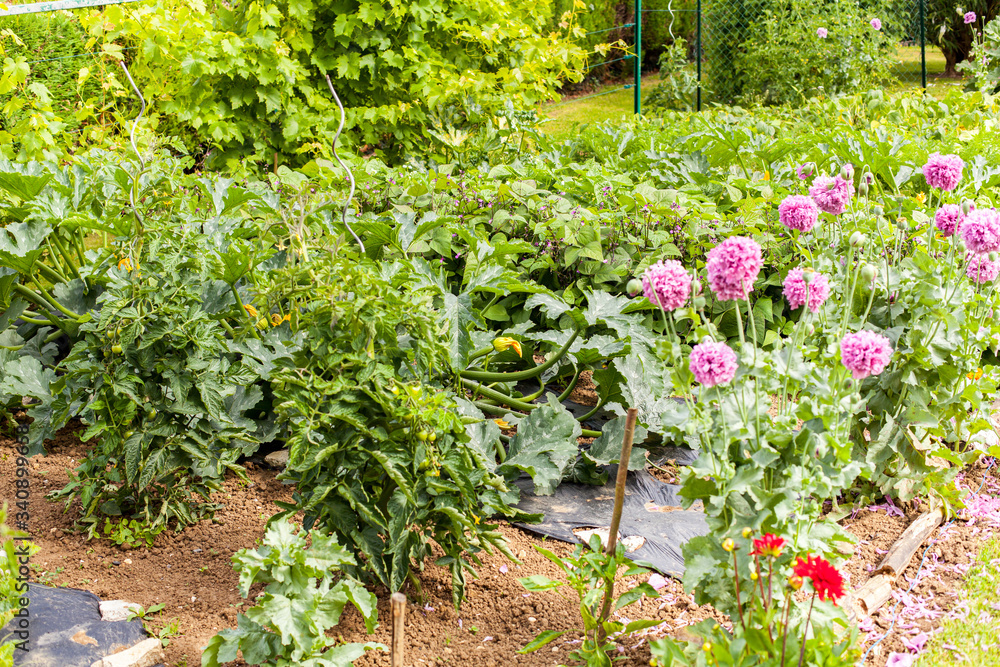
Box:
518 629 566 653
586 416 649 470
0 220 51 274
499 394 581 495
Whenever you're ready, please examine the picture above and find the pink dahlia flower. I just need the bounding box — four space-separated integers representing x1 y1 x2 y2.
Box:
967 254 1000 284
783 268 830 313
961 209 1000 254
809 175 855 215
689 341 738 387
840 331 892 380
706 236 764 301
817 27 828 38
870 18 882 30
779 195 819 232
965 12 977 24
642 260 691 311
935 203 971 237
923 153 964 191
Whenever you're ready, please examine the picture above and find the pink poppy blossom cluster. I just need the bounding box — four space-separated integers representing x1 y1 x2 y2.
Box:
816 27 828 38
870 18 882 30
642 260 692 311
778 195 819 232
840 331 893 379
809 175 855 215
965 11 977 24
967 254 1000 284
960 209 1000 254
783 269 830 313
706 236 764 301
922 153 964 191
934 203 972 237
689 341 738 387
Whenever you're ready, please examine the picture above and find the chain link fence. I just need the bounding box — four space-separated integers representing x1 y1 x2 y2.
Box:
695 0 929 108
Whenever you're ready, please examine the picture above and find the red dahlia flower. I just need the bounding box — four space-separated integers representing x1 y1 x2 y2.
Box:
750 533 785 558
792 554 845 603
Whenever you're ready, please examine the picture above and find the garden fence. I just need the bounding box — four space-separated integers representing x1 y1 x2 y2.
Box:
576 0 932 112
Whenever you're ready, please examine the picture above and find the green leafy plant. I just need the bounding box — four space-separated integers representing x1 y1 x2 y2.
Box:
518 534 660 665
103 518 160 549
82 0 588 167
269 254 518 606
650 532 859 667
202 518 382 667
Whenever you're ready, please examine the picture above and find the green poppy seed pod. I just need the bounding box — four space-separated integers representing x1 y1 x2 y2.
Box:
991 252 999 262
691 279 703 296
801 270 813 285
859 182 869 197
861 264 877 282
873 205 884 217
626 278 643 296
850 231 865 247
955 240 966 255
963 200 973 215
806 323 815 335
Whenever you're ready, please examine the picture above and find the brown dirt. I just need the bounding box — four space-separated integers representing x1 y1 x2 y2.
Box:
2 420 997 667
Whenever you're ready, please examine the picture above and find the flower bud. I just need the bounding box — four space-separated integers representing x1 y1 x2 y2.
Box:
702 642 712 652
801 269 813 285
849 231 865 247
691 279 703 296
861 264 877 283
806 323 815 335
722 538 735 552
742 527 752 538
840 164 854 181
750 571 759 581
955 240 966 255
626 278 643 296
789 575 804 590
990 252 998 262
858 182 869 197
863 171 875 185
963 200 974 215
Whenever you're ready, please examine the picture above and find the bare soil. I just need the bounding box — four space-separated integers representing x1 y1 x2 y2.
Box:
1 420 995 667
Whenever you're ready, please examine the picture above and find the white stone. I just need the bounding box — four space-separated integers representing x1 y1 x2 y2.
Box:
90 638 165 667
99 600 143 622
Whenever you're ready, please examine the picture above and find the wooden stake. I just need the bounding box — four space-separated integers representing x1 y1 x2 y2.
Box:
596 407 639 644
391 592 406 667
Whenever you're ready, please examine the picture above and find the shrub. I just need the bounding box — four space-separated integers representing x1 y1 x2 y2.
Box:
703 0 899 106
81 0 587 167
0 11 101 133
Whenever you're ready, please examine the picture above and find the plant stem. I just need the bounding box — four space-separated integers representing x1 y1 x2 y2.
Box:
732 549 747 631
461 327 580 382
779 592 793 667
797 594 816 667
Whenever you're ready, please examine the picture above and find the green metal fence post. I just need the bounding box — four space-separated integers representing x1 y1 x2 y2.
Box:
696 0 702 111
634 0 642 114
919 0 927 89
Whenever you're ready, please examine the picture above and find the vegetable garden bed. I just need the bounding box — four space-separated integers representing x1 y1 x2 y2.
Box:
3 420 996 667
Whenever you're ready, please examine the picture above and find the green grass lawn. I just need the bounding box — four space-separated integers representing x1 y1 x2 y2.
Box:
917 535 1000 666
540 46 968 137
539 73 661 138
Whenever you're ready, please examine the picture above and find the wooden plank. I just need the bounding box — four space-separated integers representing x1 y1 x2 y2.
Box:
874 510 943 577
